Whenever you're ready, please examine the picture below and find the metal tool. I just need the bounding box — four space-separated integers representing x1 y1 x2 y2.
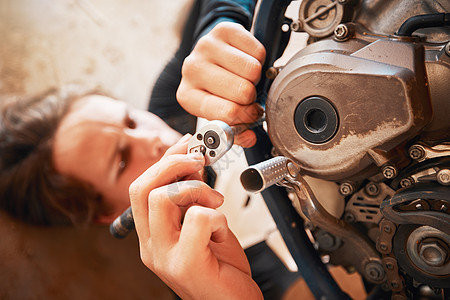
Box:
110 118 264 239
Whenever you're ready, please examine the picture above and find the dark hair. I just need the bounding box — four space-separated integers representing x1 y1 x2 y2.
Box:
0 86 103 226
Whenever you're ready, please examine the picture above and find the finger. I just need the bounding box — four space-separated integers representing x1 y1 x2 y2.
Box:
179 206 229 257
195 34 263 85
181 55 257 106
130 152 205 242
233 130 257 148
177 84 264 125
210 22 266 66
163 133 192 157
149 181 224 249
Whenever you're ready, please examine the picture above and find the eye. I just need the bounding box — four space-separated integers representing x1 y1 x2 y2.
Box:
118 146 131 176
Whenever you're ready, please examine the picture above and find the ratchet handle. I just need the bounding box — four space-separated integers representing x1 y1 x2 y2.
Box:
109 206 134 239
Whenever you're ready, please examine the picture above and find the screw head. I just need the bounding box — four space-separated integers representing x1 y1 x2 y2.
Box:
400 177 414 188
344 211 355 222
266 67 279 80
287 162 300 178
419 239 448 267
340 182 354 195
196 133 203 140
365 183 380 196
409 145 425 160
437 169 450 185
364 261 385 281
382 165 397 179
290 20 302 32
334 24 349 40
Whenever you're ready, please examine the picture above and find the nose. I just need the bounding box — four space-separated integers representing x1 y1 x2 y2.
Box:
126 129 167 162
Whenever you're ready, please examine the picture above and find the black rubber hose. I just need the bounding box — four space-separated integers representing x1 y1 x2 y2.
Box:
396 13 450 36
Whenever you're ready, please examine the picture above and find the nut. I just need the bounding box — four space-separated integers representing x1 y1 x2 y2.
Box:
419 239 448 267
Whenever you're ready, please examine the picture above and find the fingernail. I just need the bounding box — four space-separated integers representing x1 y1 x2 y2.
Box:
178 133 192 144
187 152 204 160
212 189 225 204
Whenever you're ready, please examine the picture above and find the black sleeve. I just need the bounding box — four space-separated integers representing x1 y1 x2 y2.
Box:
148 0 257 135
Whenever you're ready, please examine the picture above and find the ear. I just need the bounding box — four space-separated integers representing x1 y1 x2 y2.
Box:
94 213 117 224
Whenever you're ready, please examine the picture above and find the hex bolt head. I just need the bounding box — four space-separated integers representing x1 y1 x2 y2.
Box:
266 67 279 80
382 165 398 179
344 211 355 223
409 145 425 160
385 262 394 270
437 169 450 186
340 182 354 195
364 261 385 282
290 20 302 32
334 24 349 40
400 177 414 188
419 239 448 267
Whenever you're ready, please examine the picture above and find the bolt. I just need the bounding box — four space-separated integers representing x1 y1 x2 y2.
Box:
365 183 380 196
437 169 450 185
419 239 448 267
365 261 385 281
445 42 450 56
440 204 448 212
415 203 424 210
409 144 425 160
337 0 348 4
384 225 392 233
340 182 354 195
196 133 203 140
344 211 355 223
380 243 388 251
334 24 349 40
400 177 414 188
266 67 279 80
391 281 400 289
290 20 302 32
206 136 215 145
382 165 398 179
386 262 394 270
317 232 336 250
209 150 216 157
287 162 300 178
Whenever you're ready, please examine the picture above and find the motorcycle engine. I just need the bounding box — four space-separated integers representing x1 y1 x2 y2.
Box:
264 0 450 298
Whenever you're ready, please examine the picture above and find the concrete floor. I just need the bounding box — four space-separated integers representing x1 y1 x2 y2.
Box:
0 0 193 110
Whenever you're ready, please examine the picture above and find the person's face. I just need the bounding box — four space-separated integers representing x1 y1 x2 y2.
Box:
52 95 182 222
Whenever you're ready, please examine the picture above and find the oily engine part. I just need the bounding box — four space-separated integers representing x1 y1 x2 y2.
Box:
265 25 441 181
